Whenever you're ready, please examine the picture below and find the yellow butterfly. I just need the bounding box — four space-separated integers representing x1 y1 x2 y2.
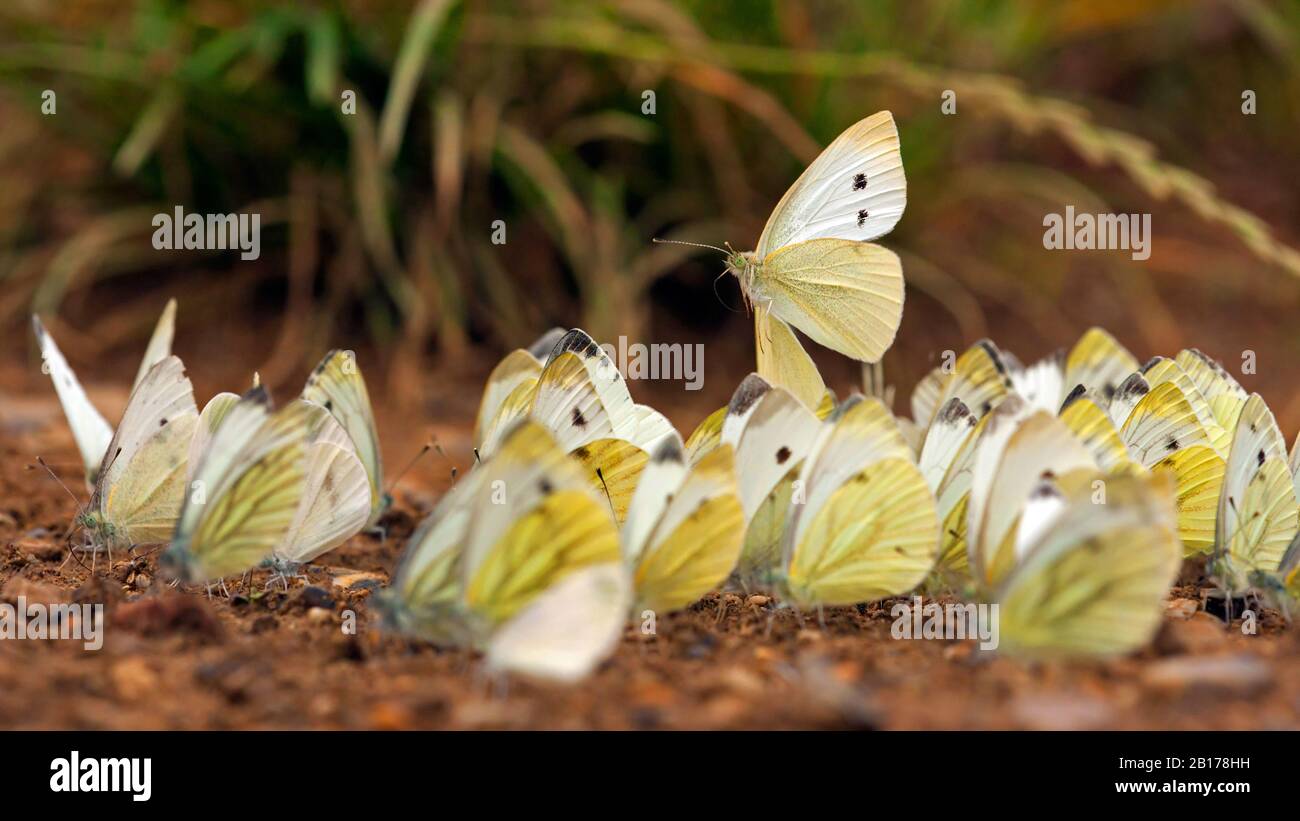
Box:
994 470 1181 659
472 327 566 457
381 420 628 682
776 396 939 608
621 437 744 614
910 340 1013 433
476 329 676 523
160 388 311 583
1212 393 1298 595
1063 327 1139 406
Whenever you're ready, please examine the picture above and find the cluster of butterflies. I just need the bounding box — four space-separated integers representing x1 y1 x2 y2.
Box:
30 109 1300 685
34 301 386 586
371 321 1300 682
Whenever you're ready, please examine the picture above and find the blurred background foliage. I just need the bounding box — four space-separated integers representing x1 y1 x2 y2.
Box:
1 0 1299 417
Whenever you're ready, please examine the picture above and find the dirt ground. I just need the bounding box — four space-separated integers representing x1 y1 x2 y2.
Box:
1 328 1298 731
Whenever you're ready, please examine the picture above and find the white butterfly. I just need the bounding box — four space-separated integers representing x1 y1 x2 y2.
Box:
33 299 177 487
732 111 907 372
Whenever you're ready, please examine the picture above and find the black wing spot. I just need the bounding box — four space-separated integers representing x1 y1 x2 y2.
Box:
856 209 869 227
1166 436 1179 451
776 446 792 465
852 173 867 191
159 418 167 427
324 400 333 411
573 446 590 460
1257 449 1266 467
571 407 587 428
980 401 992 415
539 478 553 495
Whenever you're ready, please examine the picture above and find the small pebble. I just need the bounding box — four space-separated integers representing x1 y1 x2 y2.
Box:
307 606 335 625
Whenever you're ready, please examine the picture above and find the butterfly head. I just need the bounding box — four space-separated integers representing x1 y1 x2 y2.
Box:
76 510 118 547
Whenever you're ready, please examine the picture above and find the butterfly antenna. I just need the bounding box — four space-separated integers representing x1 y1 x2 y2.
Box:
652 238 729 255
385 441 434 497
33 457 83 507
595 467 617 519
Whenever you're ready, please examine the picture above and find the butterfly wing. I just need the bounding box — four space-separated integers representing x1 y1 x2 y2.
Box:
629 445 744 613
474 349 544 453
756 110 906 255
31 316 114 485
95 356 199 546
272 401 371 565
683 405 726 466
461 421 621 629
485 562 629 683
188 392 240 482
302 350 384 522
783 456 937 607
132 298 177 390
756 238 904 364
164 391 309 582
1064 327 1138 403
1152 444 1225 556
995 472 1180 659
968 406 1096 589
754 310 827 412
570 437 649 524
1119 381 1210 468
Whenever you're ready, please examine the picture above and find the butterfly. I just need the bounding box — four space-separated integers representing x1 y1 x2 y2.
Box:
993 327 1136 418
380 420 628 683
620 435 744 614
472 328 566 452
719 374 825 587
74 355 199 557
477 329 676 523
1211 393 1299 596
33 299 177 487
719 112 905 404
776 395 939 608
268 399 371 571
301 350 385 526
160 387 311 584
993 470 1181 658
909 340 1013 436
966 400 1098 590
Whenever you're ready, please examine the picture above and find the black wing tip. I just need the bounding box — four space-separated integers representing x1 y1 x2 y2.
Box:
728 373 771 417
937 396 973 425
1059 383 1088 412
241 384 273 407
1115 372 1150 399
528 327 569 362
554 329 601 360
651 435 685 465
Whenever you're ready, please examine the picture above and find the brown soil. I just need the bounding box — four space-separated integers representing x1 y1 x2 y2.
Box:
1 328 1298 731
